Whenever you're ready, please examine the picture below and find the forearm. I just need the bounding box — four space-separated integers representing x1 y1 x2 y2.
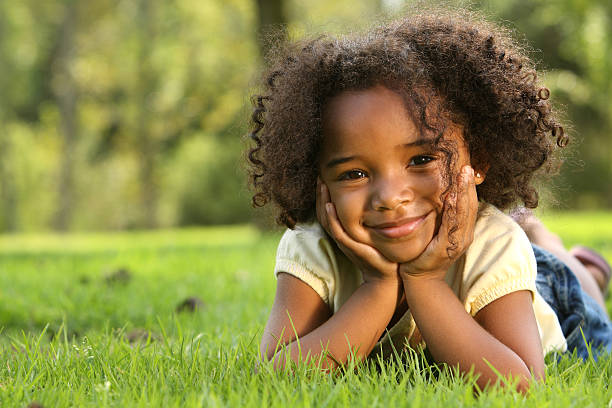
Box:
402 276 535 391
270 279 399 370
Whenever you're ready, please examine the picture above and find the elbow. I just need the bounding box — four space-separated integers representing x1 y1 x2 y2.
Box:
259 342 337 373
505 367 546 394
476 363 544 394
516 365 545 394
254 343 274 374
258 345 288 372
515 359 545 393
515 377 532 394
259 344 276 362
259 341 299 372
516 371 543 394
260 333 288 362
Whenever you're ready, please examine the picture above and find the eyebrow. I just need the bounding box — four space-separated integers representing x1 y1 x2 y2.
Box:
324 139 436 169
325 156 356 169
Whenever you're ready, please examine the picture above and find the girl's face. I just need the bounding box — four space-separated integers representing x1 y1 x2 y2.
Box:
319 86 475 263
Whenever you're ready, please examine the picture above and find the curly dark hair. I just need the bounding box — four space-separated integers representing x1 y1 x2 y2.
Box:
247 9 567 229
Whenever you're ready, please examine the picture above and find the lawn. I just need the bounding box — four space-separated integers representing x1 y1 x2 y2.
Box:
0 213 611 407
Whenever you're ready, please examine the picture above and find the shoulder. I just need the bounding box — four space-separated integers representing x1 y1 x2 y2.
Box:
470 203 534 264
469 203 535 269
277 222 335 261
275 222 342 305
461 203 537 315
473 203 529 246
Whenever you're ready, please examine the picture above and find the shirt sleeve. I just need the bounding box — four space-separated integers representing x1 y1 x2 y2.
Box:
274 224 338 306
461 206 538 316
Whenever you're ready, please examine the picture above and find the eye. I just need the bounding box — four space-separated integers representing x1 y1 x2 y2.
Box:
409 155 435 166
339 169 367 180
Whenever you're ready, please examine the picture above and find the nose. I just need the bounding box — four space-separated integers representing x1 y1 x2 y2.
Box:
370 175 414 211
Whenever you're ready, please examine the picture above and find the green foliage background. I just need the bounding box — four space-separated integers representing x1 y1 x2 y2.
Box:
0 0 611 232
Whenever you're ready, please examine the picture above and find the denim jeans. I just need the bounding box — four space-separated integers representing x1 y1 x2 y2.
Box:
533 244 612 359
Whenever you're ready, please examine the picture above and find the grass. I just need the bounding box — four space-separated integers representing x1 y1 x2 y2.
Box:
0 213 611 407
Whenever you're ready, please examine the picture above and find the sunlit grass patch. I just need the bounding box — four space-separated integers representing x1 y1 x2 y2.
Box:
0 215 611 407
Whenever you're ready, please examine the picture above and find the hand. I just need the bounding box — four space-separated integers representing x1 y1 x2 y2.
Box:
316 178 399 284
399 165 478 280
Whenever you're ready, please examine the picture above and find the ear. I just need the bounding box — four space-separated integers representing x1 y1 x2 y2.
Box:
473 163 490 186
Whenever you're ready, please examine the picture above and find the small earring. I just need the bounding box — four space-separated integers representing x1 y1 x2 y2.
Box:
476 172 482 179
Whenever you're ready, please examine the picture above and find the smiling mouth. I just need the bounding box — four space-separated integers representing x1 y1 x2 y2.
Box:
367 213 430 239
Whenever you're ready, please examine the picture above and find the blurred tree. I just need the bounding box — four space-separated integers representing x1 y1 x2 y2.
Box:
478 0 612 208
0 0 609 233
136 0 158 228
255 0 287 57
51 0 79 231
0 125 16 232
0 0 17 231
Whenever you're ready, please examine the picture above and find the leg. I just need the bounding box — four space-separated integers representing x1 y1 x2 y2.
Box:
516 212 609 318
568 246 611 295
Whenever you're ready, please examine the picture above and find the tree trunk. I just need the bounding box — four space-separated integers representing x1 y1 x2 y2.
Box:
0 0 17 232
52 1 78 231
0 122 17 232
136 0 157 228
254 0 287 58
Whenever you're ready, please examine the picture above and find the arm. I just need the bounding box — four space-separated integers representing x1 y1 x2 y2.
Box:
474 290 545 382
260 180 403 369
400 166 544 392
260 272 332 361
260 272 400 370
403 280 544 392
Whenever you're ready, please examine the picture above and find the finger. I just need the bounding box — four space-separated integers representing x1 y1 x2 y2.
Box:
315 178 322 220
435 184 457 247
466 167 479 234
455 165 477 243
320 181 331 205
321 183 333 234
453 165 471 228
435 165 476 261
325 202 383 263
315 178 329 232
325 202 354 250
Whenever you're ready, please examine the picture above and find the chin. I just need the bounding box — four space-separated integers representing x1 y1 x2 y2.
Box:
379 245 427 264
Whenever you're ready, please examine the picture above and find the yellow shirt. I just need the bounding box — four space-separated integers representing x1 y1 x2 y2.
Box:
274 203 567 357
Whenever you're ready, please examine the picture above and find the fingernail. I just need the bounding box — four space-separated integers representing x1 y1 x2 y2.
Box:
325 203 332 213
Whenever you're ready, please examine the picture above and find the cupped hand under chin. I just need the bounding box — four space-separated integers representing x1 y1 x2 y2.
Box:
399 165 479 282
316 178 400 284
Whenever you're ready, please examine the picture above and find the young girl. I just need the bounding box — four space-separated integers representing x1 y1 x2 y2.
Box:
247 10 612 391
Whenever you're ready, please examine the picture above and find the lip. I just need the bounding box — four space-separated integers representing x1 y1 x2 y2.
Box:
366 213 430 239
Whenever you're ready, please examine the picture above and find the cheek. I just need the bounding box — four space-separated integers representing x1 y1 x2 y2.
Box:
414 172 445 203
329 189 365 227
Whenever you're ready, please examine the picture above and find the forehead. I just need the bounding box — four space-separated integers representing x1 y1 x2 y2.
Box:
320 85 468 162
321 86 420 149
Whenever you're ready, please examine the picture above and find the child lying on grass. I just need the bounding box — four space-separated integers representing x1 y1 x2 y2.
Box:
246 8 612 392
